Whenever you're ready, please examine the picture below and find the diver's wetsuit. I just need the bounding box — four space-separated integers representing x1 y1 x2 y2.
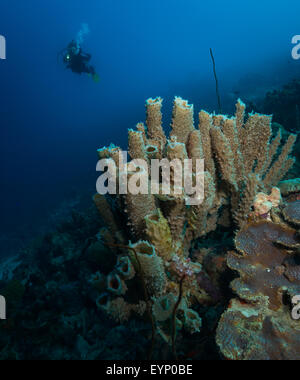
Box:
65 46 96 75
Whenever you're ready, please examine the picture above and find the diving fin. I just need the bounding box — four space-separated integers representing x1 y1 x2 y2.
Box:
92 73 100 83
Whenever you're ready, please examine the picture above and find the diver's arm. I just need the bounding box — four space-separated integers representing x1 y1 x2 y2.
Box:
81 53 91 62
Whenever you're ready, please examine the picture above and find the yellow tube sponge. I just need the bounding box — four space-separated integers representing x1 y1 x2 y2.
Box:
128 129 148 161
235 99 246 134
187 130 204 175
146 97 167 150
221 117 245 182
166 138 188 162
94 96 297 256
90 272 106 293
187 171 216 238
107 272 128 296
136 122 147 144
170 97 195 145
152 293 177 322
124 167 156 238
210 126 238 192
263 134 297 190
93 194 122 240
198 110 216 180
97 145 123 167
129 240 167 296
96 292 111 311
187 130 204 160
145 144 159 160
232 173 259 228
116 256 136 280
145 209 173 261
166 138 188 191
159 195 186 243
212 114 225 127
242 114 272 175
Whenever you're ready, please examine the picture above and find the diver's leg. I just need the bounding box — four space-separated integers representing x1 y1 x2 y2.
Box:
89 65 96 75
84 65 95 75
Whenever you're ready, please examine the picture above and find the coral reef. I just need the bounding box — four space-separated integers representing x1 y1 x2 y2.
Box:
246 79 300 180
0 208 152 360
92 96 297 356
1 95 299 360
263 79 300 134
216 198 300 360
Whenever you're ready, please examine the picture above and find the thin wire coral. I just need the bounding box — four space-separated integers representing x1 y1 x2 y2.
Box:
172 275 186 360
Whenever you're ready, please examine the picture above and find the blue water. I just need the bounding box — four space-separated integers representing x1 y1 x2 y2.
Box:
1 0 300 256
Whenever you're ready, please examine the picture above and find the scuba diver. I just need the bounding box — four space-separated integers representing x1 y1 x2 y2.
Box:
59 39 99 82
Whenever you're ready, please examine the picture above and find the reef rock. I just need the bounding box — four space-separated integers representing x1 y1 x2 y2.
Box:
216 208 300 360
